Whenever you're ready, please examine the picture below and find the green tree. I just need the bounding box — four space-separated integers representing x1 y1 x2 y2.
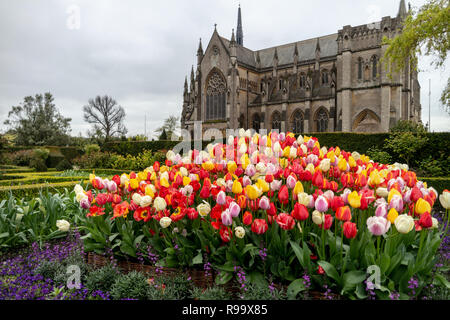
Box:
385 120 429 167
3 93 72 146
154 115 180 140
83 95 127 143
158 128 168 140
382 0 450 114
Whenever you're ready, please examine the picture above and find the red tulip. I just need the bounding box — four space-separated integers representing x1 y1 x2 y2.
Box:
276 213 295 230
410 186 422 203
419 212 432 228
336 206 352 221
186 208 199 220
319 214 333 230
219 226 232 242
251 219 268 234
291 203 309 221
199 185 210 199
343 221 357 239
330 196 344 212
243 211 253 225
267 202 277 216
278 185 290 205
317 265 325 275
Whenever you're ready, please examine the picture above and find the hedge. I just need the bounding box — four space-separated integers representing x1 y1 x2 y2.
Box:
0 181 87 200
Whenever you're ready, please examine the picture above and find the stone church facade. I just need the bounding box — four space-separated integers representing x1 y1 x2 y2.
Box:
181 1 421 135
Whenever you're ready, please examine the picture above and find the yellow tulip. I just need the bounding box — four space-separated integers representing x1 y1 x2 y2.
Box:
232 180 243 194
348 156 356 168
202 161 214 171
388 188 401 204
160 177 170 188
241 154 250 170
145 185 155 198
327 151 336 163
256 178 270 193
150 172 157 181
227 161 237 174
160 165 168 173
282 146 291 158
279 158 288 168
387 208 399 223
293 181 304 195
129 178 139 189
338 158 347 171
334 147 341 157
89 173 95 184
137 171 147 181
182 176 191 186
369 170 382 186
348 191 361 208
415 198 431 215
245 185 259 200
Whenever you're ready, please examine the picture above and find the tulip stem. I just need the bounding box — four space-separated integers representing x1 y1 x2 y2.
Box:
417 229 426 260
321 225 325 259
340 223 344 264
376 236 381 265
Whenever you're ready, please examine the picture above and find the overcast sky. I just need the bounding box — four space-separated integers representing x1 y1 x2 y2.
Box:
0 0 448 138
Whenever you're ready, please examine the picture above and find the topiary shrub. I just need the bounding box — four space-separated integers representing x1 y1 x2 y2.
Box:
110 271 149 300
29 157 47 172
55 158 72 171
85 264 121 294
33 148 50 161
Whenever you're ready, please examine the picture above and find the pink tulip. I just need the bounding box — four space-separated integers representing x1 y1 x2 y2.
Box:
80 198 91 209
375 203 388 218
306 139 315 149
221 210 233 226
374 197 386 207
259 196 270 210
389 194 404 212
279 132 285 141
229 202 241 218
367 216 390 236
270 180 282 191
107 181 117 193
403 189 412 204
245 164 256 177
307 195 315 209
286 175 297 189
242 176 252 187
341 189 351 205
217 191 226 205
266 163 277 175
323 190 334 201
315 195 329 212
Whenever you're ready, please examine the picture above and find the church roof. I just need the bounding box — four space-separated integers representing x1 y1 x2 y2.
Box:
220 33 338 69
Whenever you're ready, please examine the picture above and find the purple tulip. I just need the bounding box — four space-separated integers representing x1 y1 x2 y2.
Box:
259 196 270 210
315 195 329 212
221 210 233 226
216 191 226 205
229 202 241 218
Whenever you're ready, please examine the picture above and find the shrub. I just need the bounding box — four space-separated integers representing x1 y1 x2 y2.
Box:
35 260 61 280
110 271 149 300
190 286 231 300
85 264 121 293
146 274 193 300
33 148 50 161
72 151 115 169
366 146 392 164
29 157 47 172
7 150 35 166
55 159 73 171
84 144 101 155
53 252 90 287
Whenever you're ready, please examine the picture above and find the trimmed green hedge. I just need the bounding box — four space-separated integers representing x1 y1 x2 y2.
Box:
307 132 388 154
101 140 209 156
0 181 86 200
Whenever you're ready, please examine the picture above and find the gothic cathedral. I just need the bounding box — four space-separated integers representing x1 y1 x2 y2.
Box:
181 1 421 135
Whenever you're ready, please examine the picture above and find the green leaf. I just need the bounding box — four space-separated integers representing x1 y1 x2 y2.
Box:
287 279 306 299
289 240 305 268
0 232 9 239
215 261 235 272
434 273 450 289
120 243 136 257
215 271 233 285
192 250 203 265
248 271 266 287
341 270 366 294
380 253 390 274
318 261 341 285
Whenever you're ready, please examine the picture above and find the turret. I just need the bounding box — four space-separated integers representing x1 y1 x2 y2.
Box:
197 38 203 66
236 5 244 46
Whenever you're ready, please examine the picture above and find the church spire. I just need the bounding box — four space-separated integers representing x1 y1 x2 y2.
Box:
236 4 243 46
197 38 203 66
397 0 407 18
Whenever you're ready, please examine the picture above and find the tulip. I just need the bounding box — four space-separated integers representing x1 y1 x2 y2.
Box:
197 202 211 217
140 195 152 207
220 226 232 242
243 211 253 225
366 216 390 236
270 180 282 191
312 210 324 225
276 213 295 230
160 217 172 228
336 206 352 221
319 158 331 172
234 226 245 239
375 203 388 218
232 180 243 194
376 187 389 198
348 191 361 209
389 195 404 212
343 221 357 239
415 198 431 215
387 208 399 224
286 175 297 189
221 210 233 226
216 191 226 205
394 214 414 234
439 190 450 209
419 212 432 228
278 185 290 205
153 197 167 212
293 181 304 195
251 219 268 234
315 195 329 212
292 203 309 221
319 214 333 230
229 202 241 218
80 197 91 209
431 217 439 229
56 219 70 232
259 196 270 210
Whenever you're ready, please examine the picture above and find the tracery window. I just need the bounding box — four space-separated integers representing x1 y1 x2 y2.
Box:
206 71 226 120
272 111 281 131
291 110 304 134
316 108 328 132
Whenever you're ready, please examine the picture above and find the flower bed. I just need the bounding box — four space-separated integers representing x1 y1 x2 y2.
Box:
74 130 450 300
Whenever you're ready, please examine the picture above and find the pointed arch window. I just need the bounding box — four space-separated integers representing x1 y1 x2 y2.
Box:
299 74 306 88
206 70 226 120
321 70 329 85
272 111 281 131
316 108 329 132
358 58 363 80
252 113 261 131
371 56 378 78
291 110 304 134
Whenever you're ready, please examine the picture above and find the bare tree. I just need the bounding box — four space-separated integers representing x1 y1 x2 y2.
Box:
83 95 127 142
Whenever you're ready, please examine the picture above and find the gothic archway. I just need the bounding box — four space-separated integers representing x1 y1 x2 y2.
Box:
252 113 261 131
291 109 304 134
205 69 226 120
352 109 381 132
314 107 329 132
271 111 281 131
